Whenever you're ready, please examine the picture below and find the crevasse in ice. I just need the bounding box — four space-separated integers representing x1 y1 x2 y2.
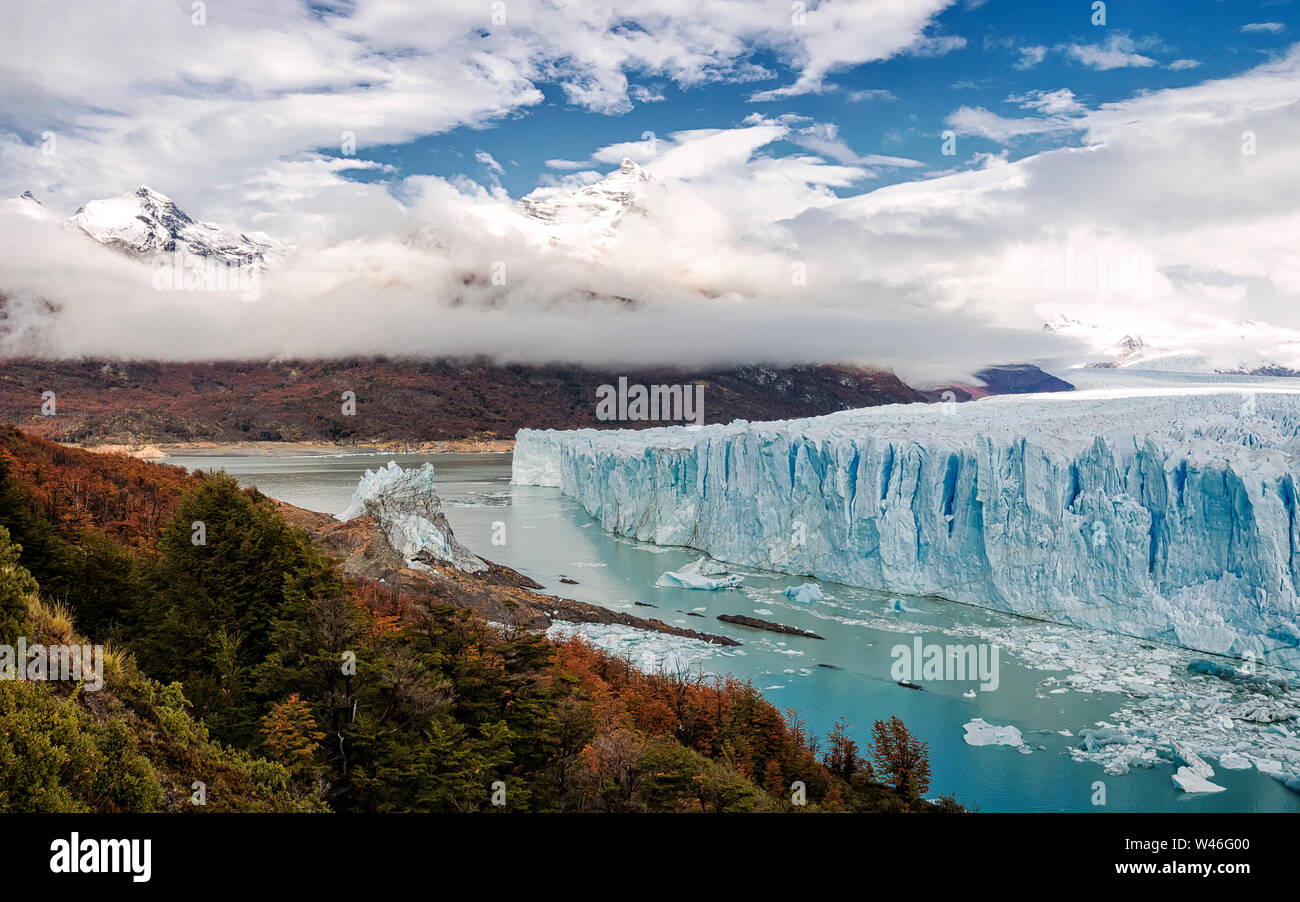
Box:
513 388 1300 670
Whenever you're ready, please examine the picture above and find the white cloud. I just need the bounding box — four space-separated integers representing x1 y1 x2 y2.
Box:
0 0 957 230
907 34 968 57
788 122 924 168
1015 45 1048 70
945 105 1085 142
475 150 505 175
1241 23 1285 35
818 45 1300 372
1009 89 1085 116
846 89 897 102
1060 33 1161 70
1169 59 1201 71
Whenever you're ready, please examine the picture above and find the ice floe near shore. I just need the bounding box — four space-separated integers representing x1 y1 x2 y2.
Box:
544 620 729 674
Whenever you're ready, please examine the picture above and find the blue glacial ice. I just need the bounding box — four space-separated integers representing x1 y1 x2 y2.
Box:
782 583 824 604
513 388 1300 670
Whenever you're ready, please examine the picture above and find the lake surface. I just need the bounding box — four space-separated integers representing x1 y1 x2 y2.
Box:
161 449 1300 813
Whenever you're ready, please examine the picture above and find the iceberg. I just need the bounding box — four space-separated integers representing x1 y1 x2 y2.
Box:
1171 739 1214 778
655 556 743 590
963 718 1024 747
1171 767 1227 793
782 583 823 604
338 461 487 573
513 388 1300 670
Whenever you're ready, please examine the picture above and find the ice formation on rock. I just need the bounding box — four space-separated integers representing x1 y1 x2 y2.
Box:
513 387 1300 669
338 461 487 573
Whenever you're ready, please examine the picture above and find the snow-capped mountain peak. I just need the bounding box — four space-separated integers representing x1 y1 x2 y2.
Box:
71 186 282 267
518 157 654 250
3 189 60 224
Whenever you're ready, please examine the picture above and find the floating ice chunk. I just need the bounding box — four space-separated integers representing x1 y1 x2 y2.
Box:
1188 659 1291 695
1172 767 1227 793
1253 758 1285 776
1079 727 1130 754
963 718 1024 747
962 690 977 698
655 556 743 590
1218 753 1252 770
1218 699 1295 723
782 583 824 604
890 598 921 614
1171 740 1214 778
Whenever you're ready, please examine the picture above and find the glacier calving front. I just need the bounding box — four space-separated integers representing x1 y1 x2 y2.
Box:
512 389 1300 670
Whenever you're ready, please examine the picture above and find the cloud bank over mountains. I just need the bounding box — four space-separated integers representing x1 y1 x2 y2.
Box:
2 2 1299 380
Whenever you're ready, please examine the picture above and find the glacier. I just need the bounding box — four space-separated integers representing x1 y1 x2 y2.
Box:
512 387 1300 670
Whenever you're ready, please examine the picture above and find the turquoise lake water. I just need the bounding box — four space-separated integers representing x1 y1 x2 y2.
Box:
160 449 1300 813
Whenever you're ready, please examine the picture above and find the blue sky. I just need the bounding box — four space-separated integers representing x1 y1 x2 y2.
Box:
337 0 1297 197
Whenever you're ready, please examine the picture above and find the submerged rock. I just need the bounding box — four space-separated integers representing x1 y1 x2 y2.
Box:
716 613 824 639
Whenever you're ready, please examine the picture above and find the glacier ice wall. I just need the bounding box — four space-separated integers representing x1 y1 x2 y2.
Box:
513 389 1300 670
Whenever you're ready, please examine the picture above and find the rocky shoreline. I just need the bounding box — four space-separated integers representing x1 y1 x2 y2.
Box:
274 498 738 647
77 437 516 459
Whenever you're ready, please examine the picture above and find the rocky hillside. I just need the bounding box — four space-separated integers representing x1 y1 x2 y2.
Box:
0 357 925 445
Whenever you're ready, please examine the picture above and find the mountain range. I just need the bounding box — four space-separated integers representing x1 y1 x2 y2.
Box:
12 160 655 270
11 186 282 267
